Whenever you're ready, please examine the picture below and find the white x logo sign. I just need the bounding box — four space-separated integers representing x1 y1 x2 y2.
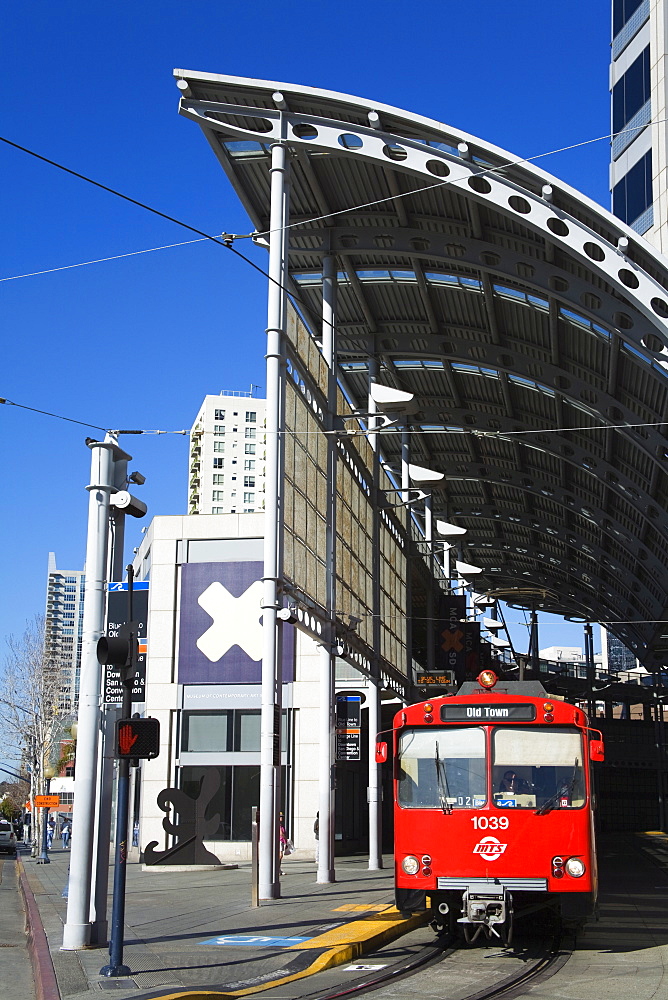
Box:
196 580 264 662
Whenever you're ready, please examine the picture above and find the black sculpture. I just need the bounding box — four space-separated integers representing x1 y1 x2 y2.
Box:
144 770 223 865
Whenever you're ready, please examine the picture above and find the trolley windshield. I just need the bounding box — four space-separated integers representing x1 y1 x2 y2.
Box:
397 727 486 809
492 726 585 810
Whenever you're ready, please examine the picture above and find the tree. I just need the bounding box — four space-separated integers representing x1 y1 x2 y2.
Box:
0 781 24 820
0 615 67 846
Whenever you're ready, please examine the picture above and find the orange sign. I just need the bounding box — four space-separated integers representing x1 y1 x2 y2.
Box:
34 795 60 808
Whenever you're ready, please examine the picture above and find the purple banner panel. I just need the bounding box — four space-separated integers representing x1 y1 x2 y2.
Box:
178 562 294 684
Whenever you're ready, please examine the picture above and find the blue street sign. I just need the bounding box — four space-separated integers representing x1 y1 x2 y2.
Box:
199 934 311 947
108 581 149 591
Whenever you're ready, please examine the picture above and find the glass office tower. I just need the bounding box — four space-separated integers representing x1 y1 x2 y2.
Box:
610 0 667 250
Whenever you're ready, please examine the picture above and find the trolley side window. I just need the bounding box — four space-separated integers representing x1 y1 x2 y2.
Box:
397 727 486 809
492 726 585 811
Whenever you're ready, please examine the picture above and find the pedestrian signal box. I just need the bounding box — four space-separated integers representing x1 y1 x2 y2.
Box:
115 718 160 760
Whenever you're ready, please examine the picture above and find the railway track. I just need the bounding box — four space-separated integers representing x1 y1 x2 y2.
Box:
292 922 573 1000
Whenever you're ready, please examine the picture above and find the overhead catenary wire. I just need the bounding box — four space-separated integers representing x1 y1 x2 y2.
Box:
3 133 663 658
0 236 213 284
4 395 668 443
1 405 661 631
236 115 668 241
0 135 237 249
2 114 667 286
0 397 107 432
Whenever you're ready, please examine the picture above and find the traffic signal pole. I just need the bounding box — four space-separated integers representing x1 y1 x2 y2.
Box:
100 566 136 978
90 444 128 946
62 435 131 951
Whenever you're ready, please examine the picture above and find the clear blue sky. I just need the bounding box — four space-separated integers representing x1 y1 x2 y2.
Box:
1 0 612 669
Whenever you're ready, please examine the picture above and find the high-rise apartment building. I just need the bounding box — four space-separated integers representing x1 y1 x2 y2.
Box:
188 392 267 515
610 0 667 249
44 552 85 713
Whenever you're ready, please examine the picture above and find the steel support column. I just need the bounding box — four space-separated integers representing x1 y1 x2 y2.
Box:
318 255 337 883
584 624 595 720
259 137 289 900
367 360 383 871
401 425 413 687
425 495 435 672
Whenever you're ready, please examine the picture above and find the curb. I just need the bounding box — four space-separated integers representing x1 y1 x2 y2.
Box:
17 857 61 1000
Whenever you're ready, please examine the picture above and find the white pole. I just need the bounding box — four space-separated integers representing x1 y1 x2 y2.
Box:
401 425 410 503
425 494 435 672
318 255 337 883
368 681 382 869
62 435 128 950
89 451 128 944
259 137 289 900
367 364 382 871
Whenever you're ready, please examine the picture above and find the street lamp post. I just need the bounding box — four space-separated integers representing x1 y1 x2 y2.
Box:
36 765 56 864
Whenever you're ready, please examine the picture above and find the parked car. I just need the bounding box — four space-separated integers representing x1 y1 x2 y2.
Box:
0 820 17 855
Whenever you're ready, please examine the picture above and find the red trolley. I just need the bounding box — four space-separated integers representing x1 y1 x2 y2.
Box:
377 671 604 942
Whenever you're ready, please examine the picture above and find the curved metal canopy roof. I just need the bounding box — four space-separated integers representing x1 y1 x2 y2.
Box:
175 70 668 668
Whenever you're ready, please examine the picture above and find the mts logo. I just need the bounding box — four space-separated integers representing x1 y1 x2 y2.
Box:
472 837 507 861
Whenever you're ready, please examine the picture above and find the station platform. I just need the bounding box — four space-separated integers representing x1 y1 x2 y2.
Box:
18 832 668 1000
19 850 427 1000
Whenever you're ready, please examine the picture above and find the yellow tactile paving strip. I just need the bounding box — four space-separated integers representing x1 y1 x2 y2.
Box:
140 904 429 1000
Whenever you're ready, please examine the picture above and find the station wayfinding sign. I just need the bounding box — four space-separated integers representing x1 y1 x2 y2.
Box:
335 694 362 761
416 671 455 688
103 582 149 705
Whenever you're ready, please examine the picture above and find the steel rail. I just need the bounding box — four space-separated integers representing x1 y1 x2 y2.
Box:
294 924 573 1000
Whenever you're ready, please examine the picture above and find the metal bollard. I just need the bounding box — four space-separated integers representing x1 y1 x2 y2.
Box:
251 806 259 907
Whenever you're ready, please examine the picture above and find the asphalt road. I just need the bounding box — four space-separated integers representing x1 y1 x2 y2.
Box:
0 856 35 998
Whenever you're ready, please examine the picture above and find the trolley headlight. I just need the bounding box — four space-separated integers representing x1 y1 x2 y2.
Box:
565 857 586 878
401 855 420 875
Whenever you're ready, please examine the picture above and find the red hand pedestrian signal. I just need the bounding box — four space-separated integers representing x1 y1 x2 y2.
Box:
114 717 160 759
119 724 138 755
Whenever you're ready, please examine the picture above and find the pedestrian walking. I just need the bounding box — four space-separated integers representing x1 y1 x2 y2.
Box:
279 812 288 875
314 811 319 864
61 820 71 850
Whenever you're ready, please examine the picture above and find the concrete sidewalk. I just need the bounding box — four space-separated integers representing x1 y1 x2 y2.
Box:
21 848 425 1000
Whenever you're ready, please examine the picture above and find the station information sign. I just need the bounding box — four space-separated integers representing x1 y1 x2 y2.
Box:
104 583 149 705
336 694 362 761
416 671 455 687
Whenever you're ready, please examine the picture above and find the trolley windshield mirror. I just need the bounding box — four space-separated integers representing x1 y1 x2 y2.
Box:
397 727 486 809
492 726 585 810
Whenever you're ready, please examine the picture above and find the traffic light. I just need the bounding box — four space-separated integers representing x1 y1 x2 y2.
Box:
115 718 160 760
97 621 139 669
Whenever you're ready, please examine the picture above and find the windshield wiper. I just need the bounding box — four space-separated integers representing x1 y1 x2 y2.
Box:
435 741 452 815
535 758 580 816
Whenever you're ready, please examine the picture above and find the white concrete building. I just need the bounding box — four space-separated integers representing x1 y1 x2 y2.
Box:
539 645 606 678
610 0 668 249
188 392 267 515
538 645 585 663
130 513 393 865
